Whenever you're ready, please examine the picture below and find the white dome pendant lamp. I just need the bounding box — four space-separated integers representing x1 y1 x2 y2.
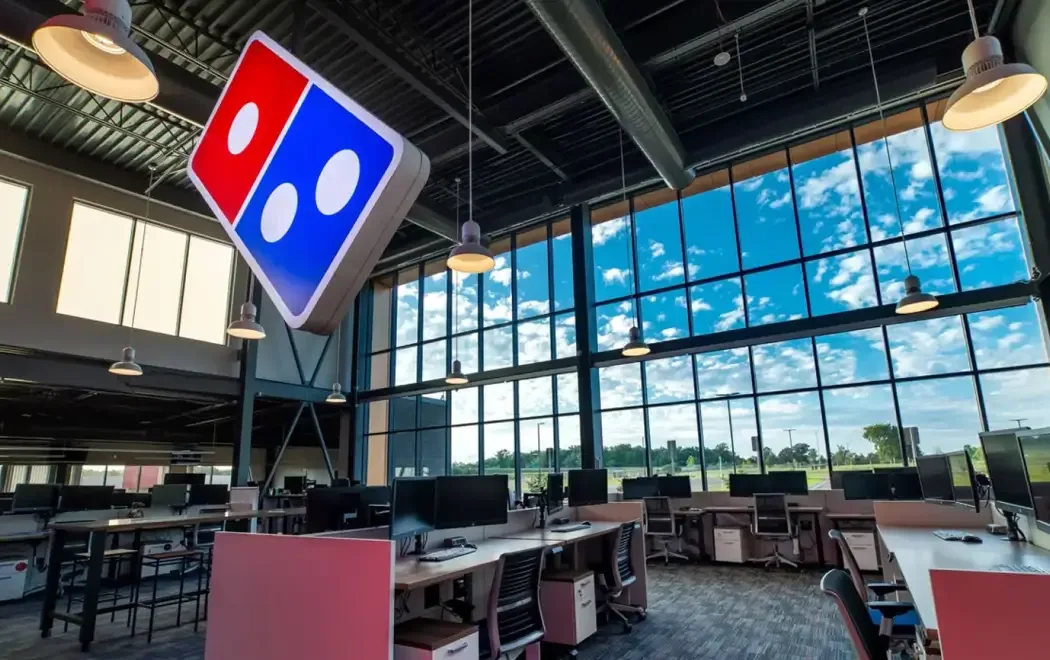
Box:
447 0 495 275
860 8 938 316
32 0 160 104
110 163 157 377
942 0 1046 132
326 325 347 404
614 129 649 358
447 178 470 386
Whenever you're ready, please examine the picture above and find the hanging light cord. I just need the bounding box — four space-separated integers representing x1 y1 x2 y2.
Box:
735 33 746 100
129 166 154 336
861 10 913 275
453 177 461 361
468 0 473 231
965 0 980 39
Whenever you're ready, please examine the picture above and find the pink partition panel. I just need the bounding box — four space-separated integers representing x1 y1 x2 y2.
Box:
931 568 1050 659
205 532 393 660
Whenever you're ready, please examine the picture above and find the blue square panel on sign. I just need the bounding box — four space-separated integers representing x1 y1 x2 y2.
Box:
235 85 396 316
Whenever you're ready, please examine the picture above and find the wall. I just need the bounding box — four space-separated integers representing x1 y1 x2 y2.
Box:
0 150 248 376
254 294 340 387
1014 0 1050 143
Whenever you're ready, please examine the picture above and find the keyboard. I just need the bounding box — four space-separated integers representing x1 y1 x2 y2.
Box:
419 546 476 563
932 530 981 542
551 522 591 533
994 564 1047 574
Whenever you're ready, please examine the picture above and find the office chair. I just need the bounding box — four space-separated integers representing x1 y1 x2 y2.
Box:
596 521 646 633
643 497 688 564
485 547 546 659
827 530 919 634
752 493 798 569
821 569 917 660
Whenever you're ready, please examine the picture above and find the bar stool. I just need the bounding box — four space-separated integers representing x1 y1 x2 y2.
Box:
132 548 206 643
63 548 140 632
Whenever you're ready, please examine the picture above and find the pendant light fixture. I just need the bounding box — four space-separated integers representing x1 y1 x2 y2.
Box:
110 163 156 377
325 382 347 404
447 177 470 386
326 325 347 404
447 0 495 275
616 129 650 358
32 0 159 104
734 33 747 103
227 280 266 340
860 8 939 316
942 0 1046 132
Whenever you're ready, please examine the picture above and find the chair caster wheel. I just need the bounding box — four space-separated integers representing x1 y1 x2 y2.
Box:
638 611 647 621
623 624 632 634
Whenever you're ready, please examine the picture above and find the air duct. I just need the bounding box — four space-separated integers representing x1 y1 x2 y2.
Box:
526 0 694 190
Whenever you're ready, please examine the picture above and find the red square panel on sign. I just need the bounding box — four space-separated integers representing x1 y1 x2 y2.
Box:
189 40 308 224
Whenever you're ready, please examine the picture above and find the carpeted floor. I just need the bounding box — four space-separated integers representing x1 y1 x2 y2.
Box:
0 564 854 659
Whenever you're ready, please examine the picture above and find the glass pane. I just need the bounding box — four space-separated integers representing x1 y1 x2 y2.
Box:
451 386 478 425
690 277 744 336
952 217 1028 291
823 385 902 471
421 263 447 341
371 275 393 352
452 272 479 332
391 431 416 478
520 417 554 493
484 382 514 421
591 211 634 302
696 348 753 398
395 268 419 347
516 225 549 318
595 300 635 351
790 130 865 255
454 332 478 375
557 373 579 414
968 303 1047 369
554 313 576 359
640 291 689 343
517 318 551 365
682 172 738 280
484 239 513 327
856 109 942 240
981 368 1050 430
601 408 646 490
758 392 828 488
483 326 513 370
745 264 807 326
552 219 574 311
0 180 27 303
635 194 685 291
700 398 759 489
122 222 187 335
896 376 981 455
887 316 970 377
391 396 418 431
648 404 701 491
645 355 696 404
518 376 554 418
79 466 106 486
57 203 134 324
420 340 446 382
874 234 955 303
179 237 234 344
420 428 447 477
559 415 582 469
928 118 1016 223
451 425 479 475
483 422 516 499
733 152 799 269
394 346 418 386
752 338 817 392
805 250 877 315
816 328 889 385
598 363 642 409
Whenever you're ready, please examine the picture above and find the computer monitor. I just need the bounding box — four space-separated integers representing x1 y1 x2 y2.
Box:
946 451 979 510
728 473 763 498
111 491 145 508
979 429 1034 514
567 469 608 506
841 472 891 500
621 477 659 500
546 473 564 511
765 470 809 495
284 476 306 494
151 484 189 508
887 469 923 500
916 454 954 503
1018 430 1050 533
57 486 114 512
11 484 58 513
389 477 436 540
164 473 206 485
434 475 509 529
305 487 360 534
657 475 692 498
188 484 229 506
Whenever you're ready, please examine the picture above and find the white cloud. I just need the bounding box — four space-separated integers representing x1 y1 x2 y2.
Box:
770 192 792 209
691 299 712 312
601 267 630 285
592 217 626 246
649 240 665 258
970 314 1004 332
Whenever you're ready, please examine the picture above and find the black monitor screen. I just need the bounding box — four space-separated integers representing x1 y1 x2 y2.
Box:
657 475 692 498
1019 431 1050 531
151 484 189 508
57 486 114 512
888 470 923 500
842 472 891 500
766 471 809 495
917 455 954 503
12 484 58 512
567 469 608 506
979 430 1033 513
946 451 979 510
728 474 763 498
188 484 229 506
306 487 360 533
390 477 436 539
435 475 509 529
284 476 306 494
621 477 658 500
546 473 564 507
164 473 206 485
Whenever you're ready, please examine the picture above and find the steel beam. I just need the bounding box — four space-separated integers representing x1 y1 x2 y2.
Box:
569 204 603 469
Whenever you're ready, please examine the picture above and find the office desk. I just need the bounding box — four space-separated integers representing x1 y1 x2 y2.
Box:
703 506 825 566
498 521 623 545
878 525 1050 639
827 513 876 569
395 537 552 591
40 508 305 651
0 531 49 543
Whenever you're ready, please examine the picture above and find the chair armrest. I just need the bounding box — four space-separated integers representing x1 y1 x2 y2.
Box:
866 601 915 619
867 582 909 597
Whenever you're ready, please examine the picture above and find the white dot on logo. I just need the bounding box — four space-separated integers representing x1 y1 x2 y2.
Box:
260 183 298 243
315 149 361 216
227 102 259 155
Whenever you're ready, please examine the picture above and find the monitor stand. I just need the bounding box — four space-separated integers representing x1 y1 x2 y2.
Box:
411 534 426 555
1002 510 1026 543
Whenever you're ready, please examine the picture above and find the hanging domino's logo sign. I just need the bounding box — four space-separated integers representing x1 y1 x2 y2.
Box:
188 32 430 334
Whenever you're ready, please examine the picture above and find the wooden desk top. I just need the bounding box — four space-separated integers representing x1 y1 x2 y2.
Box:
705 505 824 514
394 537 551 590
0 531 49 543
497 520 624 544
49 507 306 533
673 508 706 516
879 525 1050 634
826 512 876 520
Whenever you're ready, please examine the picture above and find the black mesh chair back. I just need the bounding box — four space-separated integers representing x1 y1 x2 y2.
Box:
486 547 546 658
643 496 674 535
753 493 791 536
609 521 637 590
828 529 868 597
820 569 886 660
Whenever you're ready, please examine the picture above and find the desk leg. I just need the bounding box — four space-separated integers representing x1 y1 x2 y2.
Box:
79 531 107 651
814 514 825 567
40 528 66 638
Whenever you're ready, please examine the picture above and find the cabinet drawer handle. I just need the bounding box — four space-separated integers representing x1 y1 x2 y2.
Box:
446 642 470 655
579 580 591 588
581 600 592 608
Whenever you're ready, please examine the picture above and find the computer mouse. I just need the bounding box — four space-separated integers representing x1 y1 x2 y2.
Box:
961 534 983 543
581 521 591 526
